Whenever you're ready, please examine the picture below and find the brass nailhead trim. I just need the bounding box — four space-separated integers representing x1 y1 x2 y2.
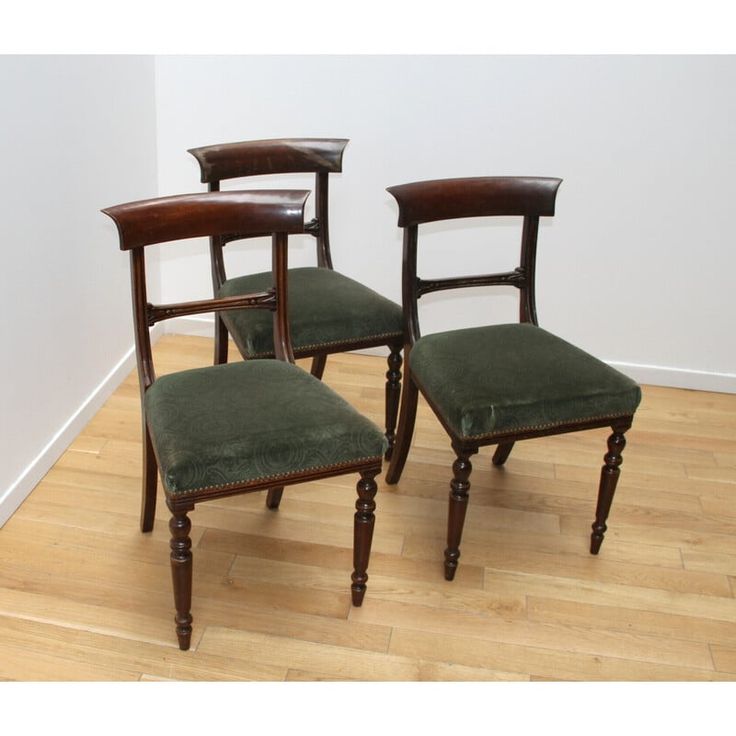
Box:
165 455 384 497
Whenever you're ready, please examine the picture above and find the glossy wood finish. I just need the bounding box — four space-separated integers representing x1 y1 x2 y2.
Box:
591 421 631 554
386 176 561 226
351 469 380 606
385 176 636 575
3 342 735 681
188 138 348 181
101 192 382 649
102 190 309 249
188 138 404 461
444 447 478 581
168 501 194 650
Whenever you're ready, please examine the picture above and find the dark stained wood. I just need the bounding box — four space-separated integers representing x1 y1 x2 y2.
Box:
102 190 384 648
188 138 404 458
102 190 309 250
591 421 631 554
188 138 348 182
384 347 403 460
265 487 284 510
314 171 334 269
147 291 276 326
310 354 327 380
140 422 157 532
168 502 194 651
444 447 477 581
384 175 639 578
271 232 295 364
384 374 418 485
491 442 515 467
351 469 379 606
519 215 540 325
417 270 525 297
129 249 156 394
387 176 562 227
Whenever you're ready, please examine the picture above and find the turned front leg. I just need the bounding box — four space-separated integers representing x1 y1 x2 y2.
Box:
169 505 194 650
351 469 379 606
590 423 630 554
444 447 477 581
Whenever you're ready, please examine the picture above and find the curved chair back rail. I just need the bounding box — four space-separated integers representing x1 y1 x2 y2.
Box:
188 138 349 182
102 190 310 250
387 176 562 227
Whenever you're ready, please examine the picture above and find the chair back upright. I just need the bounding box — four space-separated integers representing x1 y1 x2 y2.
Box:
188 138 349 293
386 176 562 348
102 189 310 399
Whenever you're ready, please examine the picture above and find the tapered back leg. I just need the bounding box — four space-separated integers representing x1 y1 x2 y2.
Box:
310 354 327 379
492 442 515 466
140 421 158 532
385 373 419 484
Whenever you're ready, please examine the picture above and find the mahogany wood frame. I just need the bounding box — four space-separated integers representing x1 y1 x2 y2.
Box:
187 138 404 461
384 177 635 579
102 190 382 650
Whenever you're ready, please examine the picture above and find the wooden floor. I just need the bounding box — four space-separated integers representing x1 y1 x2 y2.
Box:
1 334 735 681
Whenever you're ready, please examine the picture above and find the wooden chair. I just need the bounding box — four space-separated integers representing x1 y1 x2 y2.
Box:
187 138 404 462
101 190 385 650
384 177 641 580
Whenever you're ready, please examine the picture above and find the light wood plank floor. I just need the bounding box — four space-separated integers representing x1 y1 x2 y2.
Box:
1 334 735 681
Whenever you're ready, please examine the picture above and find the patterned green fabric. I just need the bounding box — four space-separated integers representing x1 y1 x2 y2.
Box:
218 267 403 358
410 323 641 441
144 360 385 495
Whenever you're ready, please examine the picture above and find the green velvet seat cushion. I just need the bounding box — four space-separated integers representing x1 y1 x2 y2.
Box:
144 360 386 496
218 267 403 358
410 323 641 441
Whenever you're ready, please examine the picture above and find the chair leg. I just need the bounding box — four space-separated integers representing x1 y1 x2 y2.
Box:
351 469 379 606
266 487 284 510
590 423 630 554
444 446 477 581
492 442 515 467
310 354 327 380
140 422 157 533
384 346 403 461
214 315 229 365
168 503 194 651
385 374 419 484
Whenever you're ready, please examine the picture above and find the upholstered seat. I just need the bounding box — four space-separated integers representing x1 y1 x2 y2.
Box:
410 324 641 441
145 359 386 496
219 267 403 359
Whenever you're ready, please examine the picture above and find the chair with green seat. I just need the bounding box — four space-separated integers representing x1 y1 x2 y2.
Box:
101 190 385 650
187 138 404 468
384 176 641 580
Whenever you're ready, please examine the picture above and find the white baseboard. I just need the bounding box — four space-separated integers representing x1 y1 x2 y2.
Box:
165 315 216 338
0 326 164 528
609 361 736 394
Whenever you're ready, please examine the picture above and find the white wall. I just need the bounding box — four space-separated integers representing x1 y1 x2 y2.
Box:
155 55 736 391
0 56 158 525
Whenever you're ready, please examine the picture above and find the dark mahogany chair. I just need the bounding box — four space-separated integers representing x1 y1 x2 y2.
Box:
187 138 404 461
102 190 385 650
384 177 641 580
